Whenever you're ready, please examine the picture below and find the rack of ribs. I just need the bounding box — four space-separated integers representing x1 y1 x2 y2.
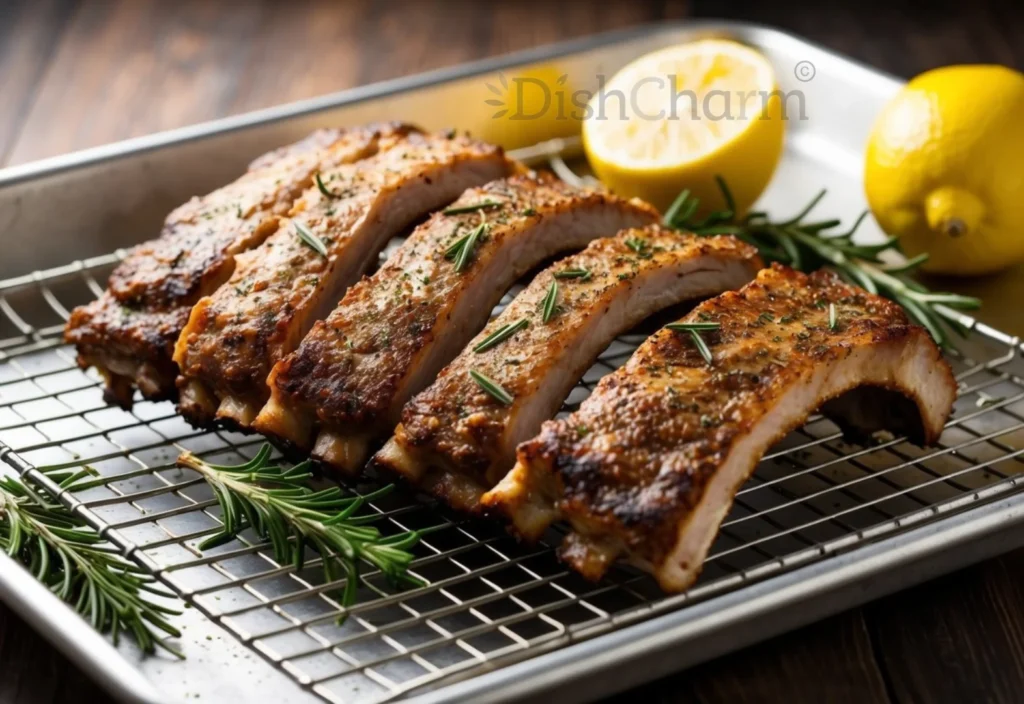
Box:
481 264 957 592
64 123 416 407
374 227 762 511
173 130 512 428
252 173 660 470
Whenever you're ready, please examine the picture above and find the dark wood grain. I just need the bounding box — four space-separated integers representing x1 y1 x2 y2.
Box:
0 601 113 704
866 549 1024 704
2 1 1024 703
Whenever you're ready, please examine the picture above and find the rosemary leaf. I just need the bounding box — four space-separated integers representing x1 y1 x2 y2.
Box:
828 303 838 331
665 322 721 332
444 232 471 260
469 370 514 405
554 267 592 281
453 223 486 273
688 330 714 365
474 319 528 353
295 222 329 258
624 236 648 254
541 281 559 323
443 200 502 215
315 172 339 199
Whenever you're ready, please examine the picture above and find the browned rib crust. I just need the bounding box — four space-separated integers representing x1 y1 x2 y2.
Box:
254 174 660 465
175 131 512 428
64 123 417 407
482 264 956 591
375 227 762 510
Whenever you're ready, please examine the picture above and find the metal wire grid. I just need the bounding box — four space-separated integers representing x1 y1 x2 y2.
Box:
1 248 1024 704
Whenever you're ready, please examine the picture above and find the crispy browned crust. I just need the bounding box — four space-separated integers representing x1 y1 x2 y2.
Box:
262 174 660 445
64 123 418 405
174 131 512 425
385 227 761 508
493 264 956 585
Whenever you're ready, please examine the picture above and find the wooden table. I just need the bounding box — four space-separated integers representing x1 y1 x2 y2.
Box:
2 0 1023 701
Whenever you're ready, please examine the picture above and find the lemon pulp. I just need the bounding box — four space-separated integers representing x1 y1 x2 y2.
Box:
583 39 785 215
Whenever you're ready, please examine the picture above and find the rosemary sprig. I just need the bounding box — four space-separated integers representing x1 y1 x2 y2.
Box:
474 319 528 353
663 177 982 347
541 281 559 323
443 200 502 215
0 472 182 656
176 446 424 608
554 267 592 281
469 370 514 405
295 221 329 258
665 322 718 365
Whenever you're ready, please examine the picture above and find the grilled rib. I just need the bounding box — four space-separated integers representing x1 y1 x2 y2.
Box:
481 264 956 592
374 227 762 510
253 174 660 470
64 123 414 406
174 131 512 428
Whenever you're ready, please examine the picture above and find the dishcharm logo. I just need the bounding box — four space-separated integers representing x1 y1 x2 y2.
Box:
484 68 810 122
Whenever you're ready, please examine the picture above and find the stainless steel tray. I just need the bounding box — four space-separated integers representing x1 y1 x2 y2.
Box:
2 19 1024 704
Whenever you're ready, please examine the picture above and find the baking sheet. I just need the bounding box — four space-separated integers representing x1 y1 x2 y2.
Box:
2 19 1023 704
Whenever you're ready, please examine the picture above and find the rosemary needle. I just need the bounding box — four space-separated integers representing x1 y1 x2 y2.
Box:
469 370 514 405
554 267 592 281
315 172 340 199
665 322 718 365
443 200 502 215
453 223 486 273
295 221 329 258
541 281 559 323
474 319 528 353
665 322 721 332
828 303 839 330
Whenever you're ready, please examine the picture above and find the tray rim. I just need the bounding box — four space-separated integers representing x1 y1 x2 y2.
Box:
2 16 1023 704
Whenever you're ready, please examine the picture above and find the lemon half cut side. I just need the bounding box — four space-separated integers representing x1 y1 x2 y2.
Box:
583 39 786 215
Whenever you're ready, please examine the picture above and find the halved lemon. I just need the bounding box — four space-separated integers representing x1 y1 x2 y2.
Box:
583 39 785 215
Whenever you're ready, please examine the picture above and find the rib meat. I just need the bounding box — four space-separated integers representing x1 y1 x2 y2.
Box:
253 173 660 470
374 227 762 510
64 123 414 406
174 130 512 428
481 264 956 592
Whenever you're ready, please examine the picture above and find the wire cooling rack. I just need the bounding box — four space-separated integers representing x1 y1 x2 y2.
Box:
2 209 1024 703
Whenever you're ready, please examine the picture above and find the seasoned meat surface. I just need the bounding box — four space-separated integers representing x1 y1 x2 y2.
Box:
374 227 761 510
65 123 414 406
482 264 957 592
253 173 660 470
174 131 512 428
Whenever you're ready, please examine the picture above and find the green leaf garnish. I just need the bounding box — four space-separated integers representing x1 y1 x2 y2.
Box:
474 319 528 353
541 281 559 323
469 370 514 405
295 222 329 258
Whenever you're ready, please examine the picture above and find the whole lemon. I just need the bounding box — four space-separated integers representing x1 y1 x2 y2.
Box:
865 65 1024 276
